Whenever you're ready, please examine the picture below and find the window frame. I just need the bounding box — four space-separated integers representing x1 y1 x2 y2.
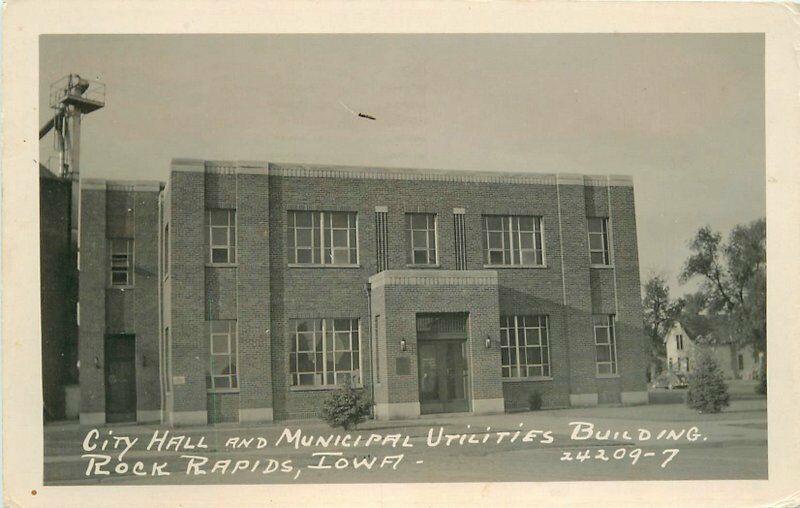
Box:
109 238 134 287
500 315 551 379
287 210 359 267
587 217 611 266
405 212 439 266
288 318 362 389
207 320 239 392
676 334 684 351
594 314 619 376
206 209 237 265
482 215 545 267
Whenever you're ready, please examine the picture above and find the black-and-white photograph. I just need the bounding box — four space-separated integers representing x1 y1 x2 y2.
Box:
37 33 767 485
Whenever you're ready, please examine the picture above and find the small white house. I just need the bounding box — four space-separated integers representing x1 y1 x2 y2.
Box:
664 322 759 380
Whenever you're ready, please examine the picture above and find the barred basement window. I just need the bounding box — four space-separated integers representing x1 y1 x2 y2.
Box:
405 213 437 265
375 207 389 272
288 211 358 265
207 321 238 391
453 209 467 270
500 315 551 378
588 217 611 265
206 209 236 264
483 215 544 266
289 318 360 387
109 238 134 287
594 314 618 375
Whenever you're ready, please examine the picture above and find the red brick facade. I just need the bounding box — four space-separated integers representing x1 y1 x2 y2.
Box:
77 159 647 425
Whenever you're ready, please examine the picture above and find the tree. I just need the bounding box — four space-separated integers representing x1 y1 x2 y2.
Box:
680 219 766 379
686 350 730 413
642 275 684 380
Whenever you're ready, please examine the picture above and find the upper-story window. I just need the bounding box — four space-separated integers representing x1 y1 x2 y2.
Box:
405 213 438 265
676 334 684 350
109 238 134 287
483 215 544 266
206 209 236 264
588 217 611 266
288 211 358 266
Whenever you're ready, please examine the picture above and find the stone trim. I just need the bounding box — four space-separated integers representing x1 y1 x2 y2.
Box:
137 410 161 423
569 393 599 407
79 412 105 426
621 391 649 405
472 398 505 414
374 205 388 213
369 269 498 289
170 410 208 427
374 402 421 420
81 178 163 192
239 407 274 423
170 158 634 187
171 158 268 175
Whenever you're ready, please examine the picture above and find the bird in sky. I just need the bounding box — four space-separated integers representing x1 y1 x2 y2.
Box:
339 100 376 121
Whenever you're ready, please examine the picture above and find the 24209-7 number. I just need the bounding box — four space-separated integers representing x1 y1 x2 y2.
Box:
560 448 680 468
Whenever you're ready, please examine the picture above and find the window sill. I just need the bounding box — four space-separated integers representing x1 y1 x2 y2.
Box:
590 264 615 269
288 264 361 269
206 263 238 268
483 264 548 269
107 285 135 290
596 374 620 379
289 385 365 392
502 376 553 383
207 388 240 394
405 264 441 269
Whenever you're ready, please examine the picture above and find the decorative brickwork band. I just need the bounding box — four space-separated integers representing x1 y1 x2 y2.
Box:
369 269 498 289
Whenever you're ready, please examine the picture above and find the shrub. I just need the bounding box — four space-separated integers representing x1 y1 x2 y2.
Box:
319 386 372 430
528 390 543 411
686 351 730 413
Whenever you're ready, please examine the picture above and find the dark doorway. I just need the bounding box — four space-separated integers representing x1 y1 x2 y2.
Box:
105 334 137 423
417 313 469 414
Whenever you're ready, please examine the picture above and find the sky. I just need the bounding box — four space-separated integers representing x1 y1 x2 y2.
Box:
39 34 765 296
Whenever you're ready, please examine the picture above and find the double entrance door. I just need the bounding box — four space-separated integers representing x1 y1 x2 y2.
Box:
416 313 469 415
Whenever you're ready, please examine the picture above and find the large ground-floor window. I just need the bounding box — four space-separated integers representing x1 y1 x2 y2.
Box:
500 315 551 378
289 318 361 387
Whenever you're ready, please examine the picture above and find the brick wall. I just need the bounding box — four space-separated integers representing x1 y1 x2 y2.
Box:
159 162 646 423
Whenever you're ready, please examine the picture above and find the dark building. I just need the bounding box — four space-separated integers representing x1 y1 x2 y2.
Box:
70 159 647 426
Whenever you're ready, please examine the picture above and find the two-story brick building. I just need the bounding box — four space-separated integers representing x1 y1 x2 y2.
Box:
74 159 647 426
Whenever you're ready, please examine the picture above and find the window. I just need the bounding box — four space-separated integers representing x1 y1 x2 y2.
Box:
588 217 611 265
207 321 238 391
288 211 358 265
109 238 133 286
163 223 170 278
289 318 360 387
206 209 236 264
483 215 544 266
594 315 618 375
405 213 437 265
676 334 684 351
500 315 551 378
737 354 744 371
